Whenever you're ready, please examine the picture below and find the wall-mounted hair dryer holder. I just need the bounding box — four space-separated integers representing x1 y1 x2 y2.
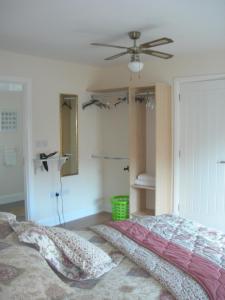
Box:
33 154 69 173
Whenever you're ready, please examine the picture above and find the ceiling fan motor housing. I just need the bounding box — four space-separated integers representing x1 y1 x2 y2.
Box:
130 53 141 62
128 31 141 40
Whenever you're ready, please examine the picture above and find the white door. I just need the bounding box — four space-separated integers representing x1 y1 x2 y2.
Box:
178 78 225 231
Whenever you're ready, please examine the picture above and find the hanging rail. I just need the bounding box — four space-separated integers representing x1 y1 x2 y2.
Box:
83 91 129 110
91 154 129 160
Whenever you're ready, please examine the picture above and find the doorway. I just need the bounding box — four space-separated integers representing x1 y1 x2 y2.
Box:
0 79 32 221
174 75 225 231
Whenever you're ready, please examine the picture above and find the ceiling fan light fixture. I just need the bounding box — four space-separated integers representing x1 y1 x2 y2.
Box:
128 61 144 73
128 54 144 73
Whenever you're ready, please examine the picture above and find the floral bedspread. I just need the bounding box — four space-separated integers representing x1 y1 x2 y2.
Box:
92 214 225 300
0 217 173 299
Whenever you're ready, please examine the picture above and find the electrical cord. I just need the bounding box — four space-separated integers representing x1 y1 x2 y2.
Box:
59 175 66 227
55 193 61 225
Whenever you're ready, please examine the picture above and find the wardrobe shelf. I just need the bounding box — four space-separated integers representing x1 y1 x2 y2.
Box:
132 184 155 191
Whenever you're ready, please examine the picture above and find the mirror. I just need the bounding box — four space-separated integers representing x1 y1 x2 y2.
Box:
60 94 78 176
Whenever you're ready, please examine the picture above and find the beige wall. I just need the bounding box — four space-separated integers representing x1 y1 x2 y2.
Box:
0 48 224 223
91 51 225 88
0 49 103 225
101 101 129 211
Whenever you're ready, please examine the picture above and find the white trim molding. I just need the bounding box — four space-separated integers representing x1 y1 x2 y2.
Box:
173 73 225 215
0 76 33 220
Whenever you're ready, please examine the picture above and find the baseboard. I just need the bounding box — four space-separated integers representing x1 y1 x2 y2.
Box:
37 206 104 226
0 193 24 205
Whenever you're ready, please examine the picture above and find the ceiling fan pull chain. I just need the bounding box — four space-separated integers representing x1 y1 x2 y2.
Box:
129 71 133 82
138 69 141 79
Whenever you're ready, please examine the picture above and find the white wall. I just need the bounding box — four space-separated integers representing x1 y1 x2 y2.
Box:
0 49 103 225
0 90 24 204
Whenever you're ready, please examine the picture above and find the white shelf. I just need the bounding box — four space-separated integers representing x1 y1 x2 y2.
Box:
33 156 69 173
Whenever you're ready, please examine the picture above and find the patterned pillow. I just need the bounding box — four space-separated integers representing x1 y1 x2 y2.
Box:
9 219 37 235
18 226 81 280
0 241 74 299
0 220 13 239
0 212 16 239
18 226 117 280
0 212 16 221
48 227 116 279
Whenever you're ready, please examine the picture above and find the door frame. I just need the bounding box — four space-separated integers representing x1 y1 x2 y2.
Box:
0 76 33 220
173 73 225 215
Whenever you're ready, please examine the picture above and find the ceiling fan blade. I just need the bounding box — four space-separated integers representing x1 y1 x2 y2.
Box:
91 43 129 49
140 37 173 48
141 49 173 59
104 51 129 60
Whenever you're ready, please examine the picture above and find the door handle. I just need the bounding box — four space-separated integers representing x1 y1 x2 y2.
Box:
123 165 129 172
217 161 225 164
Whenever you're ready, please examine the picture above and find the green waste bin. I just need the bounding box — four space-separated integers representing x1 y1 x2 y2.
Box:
111 195 129 221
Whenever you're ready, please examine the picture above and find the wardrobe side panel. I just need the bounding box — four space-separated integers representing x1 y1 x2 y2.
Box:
155 84 172 215
146 99 156 211
129 88 146 214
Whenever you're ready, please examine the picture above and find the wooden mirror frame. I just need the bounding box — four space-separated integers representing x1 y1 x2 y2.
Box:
60 93 78 176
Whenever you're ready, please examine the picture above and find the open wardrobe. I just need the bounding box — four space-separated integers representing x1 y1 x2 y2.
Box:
85 82 171 217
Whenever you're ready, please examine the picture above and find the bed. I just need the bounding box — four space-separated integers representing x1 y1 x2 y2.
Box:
1 213 224 300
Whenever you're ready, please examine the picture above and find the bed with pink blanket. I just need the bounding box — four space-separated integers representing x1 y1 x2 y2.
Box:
92 214 225 300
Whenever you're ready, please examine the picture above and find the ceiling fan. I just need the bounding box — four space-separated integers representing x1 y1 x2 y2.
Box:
91 31 174 72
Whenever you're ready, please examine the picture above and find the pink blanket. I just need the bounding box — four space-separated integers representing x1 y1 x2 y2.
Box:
108 219 225 300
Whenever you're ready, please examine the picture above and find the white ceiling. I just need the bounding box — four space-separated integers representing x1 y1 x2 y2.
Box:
0 0 225 66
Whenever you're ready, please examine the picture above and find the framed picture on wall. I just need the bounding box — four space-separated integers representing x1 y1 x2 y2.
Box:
0 111 17 132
